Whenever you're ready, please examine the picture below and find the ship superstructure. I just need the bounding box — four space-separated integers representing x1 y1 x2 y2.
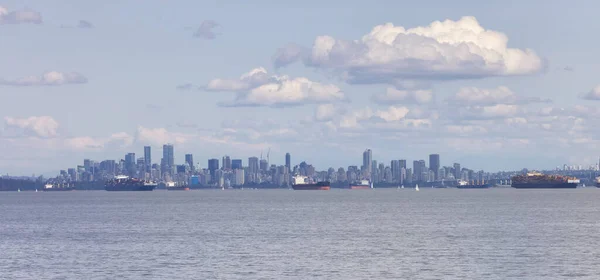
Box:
105 175 157 191
291 175 330 190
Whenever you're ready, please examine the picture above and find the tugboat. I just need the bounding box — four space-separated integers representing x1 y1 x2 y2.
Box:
291 175 330 190
105 175 157 191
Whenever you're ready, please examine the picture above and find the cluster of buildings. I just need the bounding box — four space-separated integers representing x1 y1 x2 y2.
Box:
51 145 502 188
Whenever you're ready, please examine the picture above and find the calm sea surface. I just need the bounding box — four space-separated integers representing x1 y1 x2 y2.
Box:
1 188 600 279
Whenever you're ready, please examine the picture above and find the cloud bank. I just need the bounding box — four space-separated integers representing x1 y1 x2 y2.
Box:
0 6 42 24
0 71 87 86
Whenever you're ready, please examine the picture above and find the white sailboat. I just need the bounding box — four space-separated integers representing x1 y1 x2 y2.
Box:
17 188 21 192
415 184 419 191
401 185 404 189
370 181 374 189
35 189 38 192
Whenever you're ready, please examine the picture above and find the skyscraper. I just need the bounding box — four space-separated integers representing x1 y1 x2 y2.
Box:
162 144 174 175
362 149 372 177
232 159 242 170
391 160 400 183
208 158 219 179
222 155 231 170
259 159 268 172
185 154 194 171
453 163 461 180
285 153 291 171
248 157 259 174
125 153 136 176
429 154 440 181
399 159 407 169
144 146 151 173
413 160 426 182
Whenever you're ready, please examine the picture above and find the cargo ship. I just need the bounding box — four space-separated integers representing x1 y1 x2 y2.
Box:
105 175 157 191
291 175 330 190
456 180 490 189
42 182 75 191
595 177 600 188
166 181 190 191
349 179 372 189
511 172 578 189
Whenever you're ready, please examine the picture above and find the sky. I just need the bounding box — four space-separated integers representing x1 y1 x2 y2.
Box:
1 0 600 175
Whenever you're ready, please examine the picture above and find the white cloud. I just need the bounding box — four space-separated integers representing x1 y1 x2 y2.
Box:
581 85 600 100
449 86 550 105
0 6 42 24
194 20 219 39
372 87 433 104
0 71 87 86
273 43 306 68
315 104 339 122
276 16 542 84
135 126 192 146
3 116 59 138
204 67 346 107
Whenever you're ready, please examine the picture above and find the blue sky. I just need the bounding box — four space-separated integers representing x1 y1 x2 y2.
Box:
1 0 600 175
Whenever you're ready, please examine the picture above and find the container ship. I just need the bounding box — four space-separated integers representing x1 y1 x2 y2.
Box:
105 175 157 191
291 175 330 190
511 172 578 189
42 182 75 191
166 181 190 191
456 180 490 189
349 179 372 189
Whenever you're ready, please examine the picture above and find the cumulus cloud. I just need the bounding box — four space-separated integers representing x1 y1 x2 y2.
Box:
194 20 219 39
3 116 59 138
135 126 192 146
273 43 307 68
372 87 433 104
204 67 346 107
0 6 42 24
581 85 600 100
0 71 87 86
449 86 550 105
275 16 542 84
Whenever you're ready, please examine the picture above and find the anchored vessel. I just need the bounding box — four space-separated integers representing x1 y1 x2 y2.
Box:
105 175 157 191
511 172 578 189
291 175 330 190
349 179 372 189
42 182 75 191
166 181 190 191
456 180 490 189
595 177 600 188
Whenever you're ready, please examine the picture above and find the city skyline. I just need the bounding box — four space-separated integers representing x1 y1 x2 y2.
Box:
2 1 600 175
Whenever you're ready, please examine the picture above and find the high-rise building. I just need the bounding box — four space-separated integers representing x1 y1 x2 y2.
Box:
222 155 231 170
429 154 440 181
362 149 372 177
144 146 151 173
125 153 136 176
185 154 194 171
83 159 92 172
285 153 291 171
453 163 461 180
232 159 242 170
233 169 245 186
162 144 174 175
248 157 259 174
259 159 268 172
208 159 219 179
391 160 400 183
413 160 426 182
399 159 407 169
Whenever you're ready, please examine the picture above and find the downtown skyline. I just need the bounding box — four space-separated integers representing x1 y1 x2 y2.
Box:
2 1 600 175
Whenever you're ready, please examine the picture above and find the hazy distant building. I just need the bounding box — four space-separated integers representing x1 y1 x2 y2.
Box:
222 155 231 170
391 160 400 183
363 149 372 178
399 159 407 169
208 158 219 179
144 146 151 173
233 169 245 186
185 154 194 171
248 157 259 175
285 153 291 171
163 144 174 176
259 159 268 172
429 154 440 180
453 163 461 180
125 153 136 176
232 159 242 170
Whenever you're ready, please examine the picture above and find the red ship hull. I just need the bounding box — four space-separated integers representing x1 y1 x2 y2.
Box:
349 185 370 189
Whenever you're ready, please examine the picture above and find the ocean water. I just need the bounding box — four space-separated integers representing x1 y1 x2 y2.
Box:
1 188 599 280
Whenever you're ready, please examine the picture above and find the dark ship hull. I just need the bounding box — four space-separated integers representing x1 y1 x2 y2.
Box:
292 181 330 190
512 182 577 189
457 184 490 189
105 185 155 191
43 187 75 191
167 186 190 191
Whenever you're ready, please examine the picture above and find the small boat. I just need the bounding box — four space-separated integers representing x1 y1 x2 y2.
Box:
17 188 21 192
401 185 404 189
415 184 419 191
